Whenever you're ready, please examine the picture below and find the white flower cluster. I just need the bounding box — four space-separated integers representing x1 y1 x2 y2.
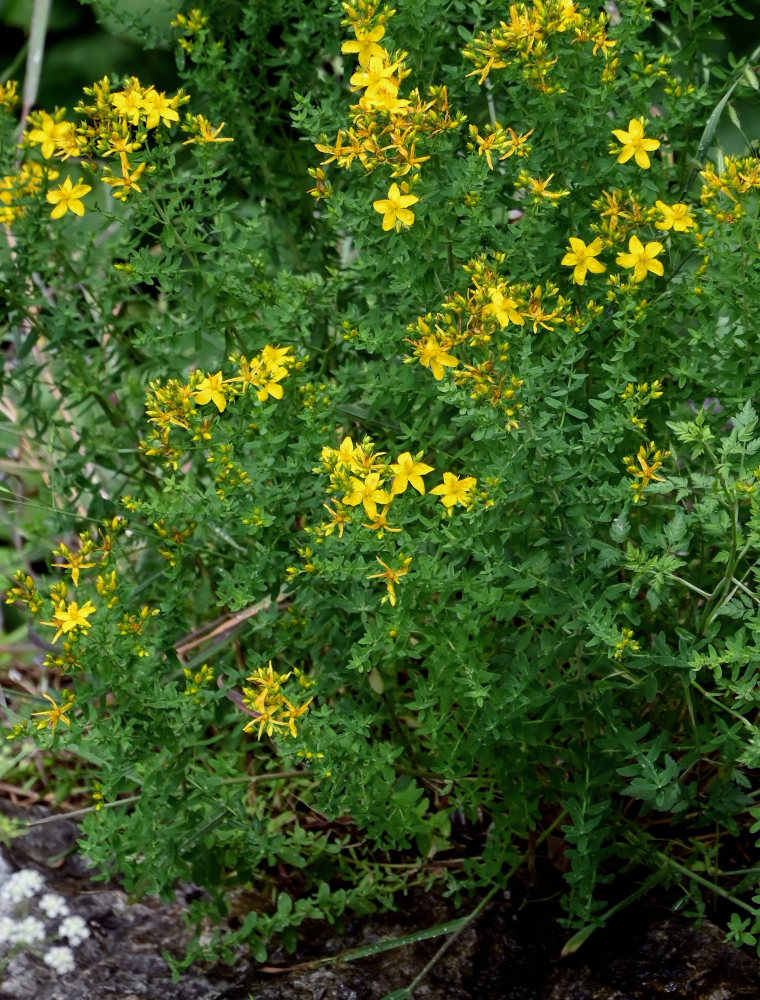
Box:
1 868 44 904
0 866 91 977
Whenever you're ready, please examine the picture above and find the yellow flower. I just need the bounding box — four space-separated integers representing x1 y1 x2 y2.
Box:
430 472 477 508
41 600 96 643
362 504 401 534
322 503 351 538
366 555 412 606
111 87 144 125
32 692 75 737
361 84 410 114
482 288 524 328
390 452 434 495
52 543 96 587
260 344 293 371
616 235 664 282
192 372 227 412
181 114 234 144
611 118 660 169
278 696 314 738
624 441 670 503
141 89 180 129
46 176 91 219
343 472 390 518
243 704 288 739
524 173 569 200
25 112 72 159
255 379 284 401
341 25 386 68
654 201 695 232
561 236 606 285
373 182 418 231
418 336 458 380
102 159 146 197
335 436 357 466
349 53 402 95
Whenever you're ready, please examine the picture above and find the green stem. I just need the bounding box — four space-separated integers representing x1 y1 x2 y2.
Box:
660 853 760 919
690 680 754 731
668 573 711 600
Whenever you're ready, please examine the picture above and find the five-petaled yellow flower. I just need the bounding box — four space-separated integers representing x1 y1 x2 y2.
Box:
616 235 664 282
430 472 477 508
390 452 434 495
41 599 96 643
341 25 385 68
418 336 458 380
32 692 76 737
654 201 695 232
373 183 419 231
611 118 660 169
561 236 606 285
26 112 72 159
192 372 227 412
141 90 180 129
343 472 390 518
482 289 524 328
350 54 403 97
46 176 92 219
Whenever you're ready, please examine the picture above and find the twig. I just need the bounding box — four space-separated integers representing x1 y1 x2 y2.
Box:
173 592 289 657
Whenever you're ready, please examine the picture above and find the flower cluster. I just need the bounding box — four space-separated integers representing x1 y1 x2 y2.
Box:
591 187 655 238
184 663 215 700
150 519 196 566
2 75 229 224
699 155 760 223
171 7 210 56
314 433 476 602
405 259 588 426
0 162 54 226
3 518 152 695
241 661 313 740
620 380 664 432
21 77 190 211
142 345 296 471
462 0 617 92
561 143 701 292
561 231 666 287
613 628 640 661
312 1 464 228
0 868 91 977
0 78 18 112
467 123 533 172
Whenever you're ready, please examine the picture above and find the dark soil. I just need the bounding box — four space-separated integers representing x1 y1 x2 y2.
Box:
1 803 758 1000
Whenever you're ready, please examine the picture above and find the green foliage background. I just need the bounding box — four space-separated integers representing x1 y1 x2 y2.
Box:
3 0 760 971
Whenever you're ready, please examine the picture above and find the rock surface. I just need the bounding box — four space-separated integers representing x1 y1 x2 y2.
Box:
0 805 757 999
